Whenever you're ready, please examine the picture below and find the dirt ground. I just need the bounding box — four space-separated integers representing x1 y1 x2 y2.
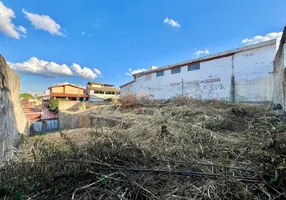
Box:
1 102 286 200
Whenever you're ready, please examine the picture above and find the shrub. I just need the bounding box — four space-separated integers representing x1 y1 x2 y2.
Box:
138 94 155 105
48 99 59 112
48 98 67 112
118 93 139 109
171 95 191 106
105 98 113 102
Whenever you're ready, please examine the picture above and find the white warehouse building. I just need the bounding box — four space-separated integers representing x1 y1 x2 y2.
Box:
120 38 283 103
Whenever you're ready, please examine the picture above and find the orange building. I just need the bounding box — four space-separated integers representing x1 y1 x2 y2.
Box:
49 84 89 101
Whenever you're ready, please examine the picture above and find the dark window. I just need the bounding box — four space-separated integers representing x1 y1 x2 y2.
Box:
156 71 164 77
188 63 200 71
171 68 181 74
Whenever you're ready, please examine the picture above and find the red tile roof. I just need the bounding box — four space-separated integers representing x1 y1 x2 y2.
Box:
26 113 41 121
23 103 33 109
41 107 58 120
23 108 33 113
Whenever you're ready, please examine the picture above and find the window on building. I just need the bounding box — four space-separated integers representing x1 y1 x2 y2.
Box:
156 71 164 77
171 68 181 74
188 63 200 71
105 91 116 95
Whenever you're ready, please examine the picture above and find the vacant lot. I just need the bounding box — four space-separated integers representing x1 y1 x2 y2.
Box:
1 102 286 199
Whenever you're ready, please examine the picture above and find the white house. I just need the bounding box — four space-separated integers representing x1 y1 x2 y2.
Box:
120 39 281 102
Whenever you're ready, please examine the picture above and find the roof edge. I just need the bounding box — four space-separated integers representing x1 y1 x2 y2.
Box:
49 84 85 90
120 80 135 88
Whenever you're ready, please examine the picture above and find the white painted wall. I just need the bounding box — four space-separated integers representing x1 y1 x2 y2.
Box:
233 44 276 102
121 43 277 102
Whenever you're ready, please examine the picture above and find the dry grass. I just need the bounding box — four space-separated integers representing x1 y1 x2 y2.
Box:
1 102 286 199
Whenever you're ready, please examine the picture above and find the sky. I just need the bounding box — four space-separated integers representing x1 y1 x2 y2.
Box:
0 0 285 93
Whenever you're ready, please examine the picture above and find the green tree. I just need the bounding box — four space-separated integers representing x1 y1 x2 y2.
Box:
19 93 33 99
48 99 59 112
48 98 66 112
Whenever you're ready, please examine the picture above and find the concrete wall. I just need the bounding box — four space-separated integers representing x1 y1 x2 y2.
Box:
0 55 29 161
234 44 276 102
121 42 277 102
89 90 120 101
273 28 286 109
58 101 80 111
31 119 58 134
59 111 91 130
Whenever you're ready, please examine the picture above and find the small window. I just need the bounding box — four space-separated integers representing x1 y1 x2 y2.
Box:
188 63 200 71
171 68 181 74
156 71 164 77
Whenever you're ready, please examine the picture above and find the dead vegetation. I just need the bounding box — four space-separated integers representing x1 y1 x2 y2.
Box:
1 101 286 200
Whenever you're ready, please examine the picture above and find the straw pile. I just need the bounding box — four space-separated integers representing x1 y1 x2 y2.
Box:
1 101 286 199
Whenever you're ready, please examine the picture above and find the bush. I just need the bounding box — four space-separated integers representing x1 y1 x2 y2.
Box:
138 94 155 105
48 98 67 112
48 99 59 112
171 95 192 106
118 93 139 109
105 98 113 102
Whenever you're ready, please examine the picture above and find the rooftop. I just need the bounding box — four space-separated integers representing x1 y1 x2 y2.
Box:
49 84 85 90
87 82 114 87
26 113 41 121
41 107 58 120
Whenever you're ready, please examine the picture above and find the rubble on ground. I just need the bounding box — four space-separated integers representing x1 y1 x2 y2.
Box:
1 101 286 199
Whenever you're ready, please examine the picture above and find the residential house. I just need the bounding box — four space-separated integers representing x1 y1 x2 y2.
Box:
49 83 89 101
86 82 120 102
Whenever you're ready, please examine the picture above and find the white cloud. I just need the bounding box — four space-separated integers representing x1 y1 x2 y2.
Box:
71 63 98 79
8 57 101 79
242 32 282 45
55 82 70 86
22 9 65 36
193 49 210 57
8 57 73 77
126 68 147 76
163 17 180 28
17 26 27 34
0 2 26 39
93 68 102 76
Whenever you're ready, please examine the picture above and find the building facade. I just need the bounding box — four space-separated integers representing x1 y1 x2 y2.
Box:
120 39 280 102
49 84 89 101
86 82 120 102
